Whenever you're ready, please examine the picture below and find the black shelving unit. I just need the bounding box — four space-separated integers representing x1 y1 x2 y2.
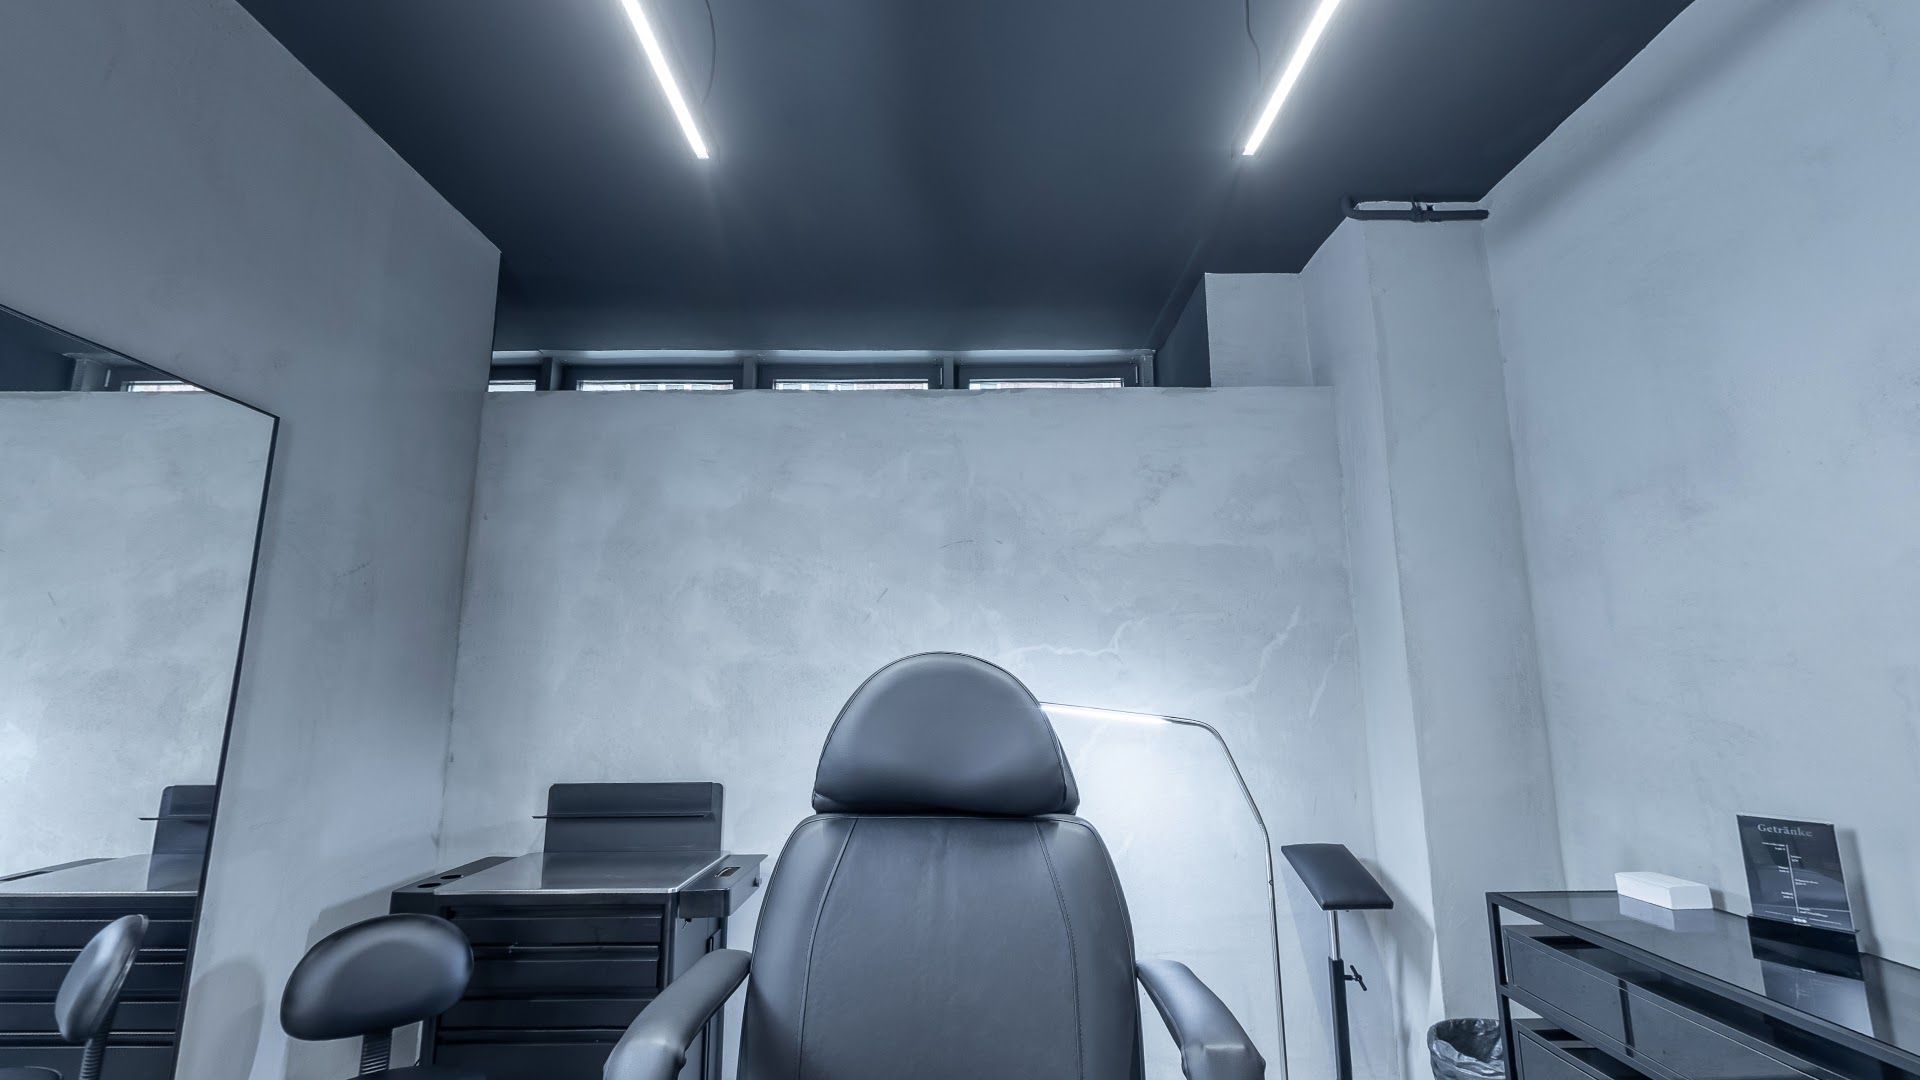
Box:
393 783 762 1080
1488 890 1920 1080
0 786 215 1080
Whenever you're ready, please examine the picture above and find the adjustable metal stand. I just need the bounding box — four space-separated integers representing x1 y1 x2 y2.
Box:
1325 909 1368 1080
1282 843 1394 1080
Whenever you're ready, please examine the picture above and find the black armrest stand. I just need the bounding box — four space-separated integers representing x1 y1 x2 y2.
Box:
1281 843 1392 1080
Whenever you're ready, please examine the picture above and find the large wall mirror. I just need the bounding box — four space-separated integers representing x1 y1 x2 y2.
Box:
0 303 274 1078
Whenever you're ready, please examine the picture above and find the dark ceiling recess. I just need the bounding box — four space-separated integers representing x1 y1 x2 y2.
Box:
238 0 1687 352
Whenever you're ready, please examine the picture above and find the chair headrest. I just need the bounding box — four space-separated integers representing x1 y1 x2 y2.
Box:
812 653 1079 816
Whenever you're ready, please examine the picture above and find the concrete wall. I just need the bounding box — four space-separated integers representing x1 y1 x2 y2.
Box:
0 392 270 876
1294 221 1565 1077
1299 229 1440 1080
1206 274 1312 387
0 3 500 1077
1484 0 1920 963
1153 274 1314 388
1156 283 1211 387
442 388 1371 1080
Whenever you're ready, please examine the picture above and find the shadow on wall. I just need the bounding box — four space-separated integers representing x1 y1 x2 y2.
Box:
263 870 439 1080
183 960 261 1080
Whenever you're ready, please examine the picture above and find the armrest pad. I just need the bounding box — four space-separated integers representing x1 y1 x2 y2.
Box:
604 949 750 1080
1281 843 1393 911
1137 960 1265 1080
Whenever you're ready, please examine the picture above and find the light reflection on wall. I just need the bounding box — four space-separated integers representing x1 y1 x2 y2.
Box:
1044 705 1286 1080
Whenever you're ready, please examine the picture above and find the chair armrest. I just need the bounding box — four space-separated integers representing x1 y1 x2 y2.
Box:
1137 960 1265 1080
604 949 751 1080
1281 843 1392 911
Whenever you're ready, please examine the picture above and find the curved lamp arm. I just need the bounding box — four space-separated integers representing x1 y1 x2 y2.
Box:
1041 704 1290 1080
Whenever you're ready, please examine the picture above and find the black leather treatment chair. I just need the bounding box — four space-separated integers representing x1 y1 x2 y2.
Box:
280 913 478 1078
604 651 1266 1080
0 915 147 1080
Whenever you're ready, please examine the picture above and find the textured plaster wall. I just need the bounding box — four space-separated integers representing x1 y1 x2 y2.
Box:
1300 230 1438 1080
1287 218 1568 1078
0 392 270 876
1156 283 1211 387
1353 221 1562 1019
0 2 500 1076
443 387 1371 1080
1206 274 1312 388
1484 0 1920 963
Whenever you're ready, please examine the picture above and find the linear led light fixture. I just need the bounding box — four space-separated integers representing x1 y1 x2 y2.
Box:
489 348 1151 362
1039 702 1291 1078
1241 0 1347 156
615 0 711 160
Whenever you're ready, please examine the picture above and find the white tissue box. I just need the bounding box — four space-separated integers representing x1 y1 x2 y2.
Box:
1615 871 1712 910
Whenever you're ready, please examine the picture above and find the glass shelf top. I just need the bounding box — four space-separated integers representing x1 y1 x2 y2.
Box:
0 854 201 897
1497 890 1920 1059
433 850 727 896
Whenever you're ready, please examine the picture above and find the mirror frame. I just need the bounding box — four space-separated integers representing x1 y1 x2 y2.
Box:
0 300 279 1077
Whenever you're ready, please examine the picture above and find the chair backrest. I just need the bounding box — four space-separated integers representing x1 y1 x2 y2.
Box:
279 914 472 1048
55 914 148 1044
739 653 1144 1080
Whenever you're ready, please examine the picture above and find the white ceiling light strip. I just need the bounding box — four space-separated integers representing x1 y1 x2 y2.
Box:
615 0 712 160
1241 0 1347 156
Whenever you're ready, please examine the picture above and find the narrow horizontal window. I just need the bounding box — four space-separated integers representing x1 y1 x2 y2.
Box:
487 379 538 393
578 379 734 392
122 380 202 393
967 378 1126 390
772 379 929 391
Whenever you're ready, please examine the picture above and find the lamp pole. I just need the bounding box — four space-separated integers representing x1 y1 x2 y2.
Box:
1041 704 1290 1080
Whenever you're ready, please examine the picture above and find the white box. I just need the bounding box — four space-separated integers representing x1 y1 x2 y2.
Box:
1615 871 1713 910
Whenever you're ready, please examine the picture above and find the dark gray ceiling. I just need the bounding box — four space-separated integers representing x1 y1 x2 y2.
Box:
238 0 1686 351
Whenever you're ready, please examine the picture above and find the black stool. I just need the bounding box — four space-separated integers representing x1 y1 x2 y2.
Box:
0 914 148 1080
279 913 480 1079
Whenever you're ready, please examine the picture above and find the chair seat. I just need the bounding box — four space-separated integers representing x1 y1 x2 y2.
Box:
0 1068 62 1080
376 1067 485 1080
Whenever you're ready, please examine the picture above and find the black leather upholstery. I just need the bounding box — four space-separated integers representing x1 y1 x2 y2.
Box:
361 1068 485 1080
607 652 1262 1080
55 914 147 1043
1281 843 1393 911
811 653 1079 816
1138 960 1266 1080
604 950 750 1080
280 914 473 1042
740 813 1139 1080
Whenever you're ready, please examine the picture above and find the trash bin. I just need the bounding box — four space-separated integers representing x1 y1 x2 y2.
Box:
1428 1019 1507 1080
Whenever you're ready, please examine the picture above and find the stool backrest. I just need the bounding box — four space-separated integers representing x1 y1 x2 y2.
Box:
55 914 148 1080
280 913 472 1073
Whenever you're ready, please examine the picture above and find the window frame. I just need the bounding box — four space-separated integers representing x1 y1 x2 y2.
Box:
487 351 1152 391
562 363 746 391
955 359 1140 388
754 360 941 391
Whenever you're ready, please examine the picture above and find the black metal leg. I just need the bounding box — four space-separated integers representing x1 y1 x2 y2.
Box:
1330 953 1354 1080
77 1034 105 1080
1487 897 1515 1078
703 922 728 1080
